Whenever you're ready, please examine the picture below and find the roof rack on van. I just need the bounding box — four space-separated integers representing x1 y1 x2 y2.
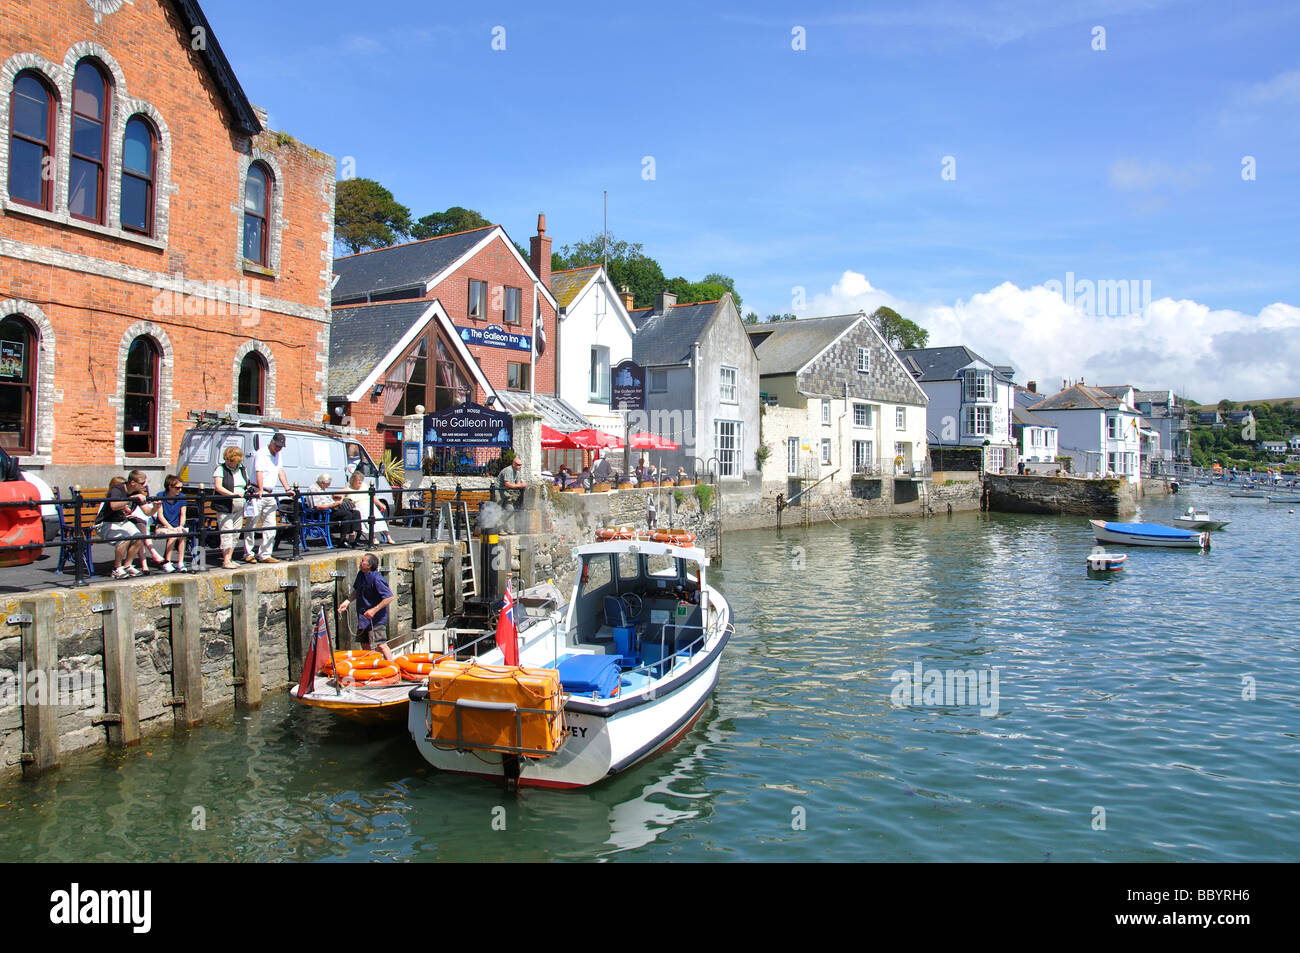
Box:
186 410 368 438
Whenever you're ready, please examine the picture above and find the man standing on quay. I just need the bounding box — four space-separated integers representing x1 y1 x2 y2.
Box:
250 432 291 563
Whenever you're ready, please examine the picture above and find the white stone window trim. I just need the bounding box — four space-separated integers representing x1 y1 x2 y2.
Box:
235 150 285 277
0 298 58 465
0 45 172 249
228 340 278 418
112 321 174 469
719 365 738 404
856 347 870 374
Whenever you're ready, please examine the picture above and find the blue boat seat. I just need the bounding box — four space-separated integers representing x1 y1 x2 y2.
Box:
557 655 622 698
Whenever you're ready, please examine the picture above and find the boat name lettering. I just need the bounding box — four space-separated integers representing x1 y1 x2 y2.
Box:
566 725 588 739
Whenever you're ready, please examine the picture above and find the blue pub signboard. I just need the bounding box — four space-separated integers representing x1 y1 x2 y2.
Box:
424 402 513 448
611 359 645 412
459 324 532 352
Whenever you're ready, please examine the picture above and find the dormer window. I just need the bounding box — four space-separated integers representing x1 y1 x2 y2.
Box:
964 370 992 402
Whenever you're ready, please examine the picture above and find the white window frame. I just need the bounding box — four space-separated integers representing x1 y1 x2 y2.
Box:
822 399 831 425
787 437 798 476
1107 415 1120 439
720 365 738 404
853 403 871 428
469 279 487 319
857 347 870 373
589 346 610 403
714 419 743 477
895 406 905 430
852 439 873 472
820 438 831 465
964 405 991 437
649 369 668 393
964 371 992 402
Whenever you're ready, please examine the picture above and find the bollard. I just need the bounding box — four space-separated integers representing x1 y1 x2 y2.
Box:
493 535 513 598
229 570 261 708
99 586 140 746
168 577 204 728
17 594 59 777
283 561 312 679
518 540 536 588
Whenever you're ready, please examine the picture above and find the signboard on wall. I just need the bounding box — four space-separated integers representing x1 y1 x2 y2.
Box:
0 341 24 381
458 324 532 352
611 359 645 412
423 402 513 448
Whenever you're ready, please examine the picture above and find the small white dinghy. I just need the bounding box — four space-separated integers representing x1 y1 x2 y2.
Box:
1172 506 1230 531
1086 548 1127 572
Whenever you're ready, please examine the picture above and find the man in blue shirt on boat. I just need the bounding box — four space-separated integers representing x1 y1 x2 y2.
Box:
338 553 396 659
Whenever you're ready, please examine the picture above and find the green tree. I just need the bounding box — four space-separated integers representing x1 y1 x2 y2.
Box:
410 205 492 240
765 313 796 322
743 311 760 325
702 273 742 311
334 178 411 254
869 306 929 350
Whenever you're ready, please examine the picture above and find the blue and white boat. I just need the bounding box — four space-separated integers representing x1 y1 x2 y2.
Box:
1089 520 1209 549
407 531 732 788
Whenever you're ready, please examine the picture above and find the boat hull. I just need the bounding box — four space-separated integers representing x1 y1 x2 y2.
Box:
1172 516 1230 531
1089 520 1208 549
408 600 731 789
290 678 417 725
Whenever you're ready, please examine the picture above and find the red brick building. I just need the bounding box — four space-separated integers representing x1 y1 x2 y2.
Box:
328 218 563 460
0 0 335 487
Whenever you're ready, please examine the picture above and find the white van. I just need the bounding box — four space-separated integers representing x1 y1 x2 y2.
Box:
176 421 396 513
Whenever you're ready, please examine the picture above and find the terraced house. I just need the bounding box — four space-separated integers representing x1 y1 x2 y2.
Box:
1 0 335 487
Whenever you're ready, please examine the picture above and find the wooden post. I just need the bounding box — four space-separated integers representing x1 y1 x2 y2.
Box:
284 561 312 679
518 539 536 588
168 577 204 728
18 594 59 777
100 586 140 746
334 553 360 650
411 544 437 630
230 570 261 709
494 535 514 597
441 546 462 616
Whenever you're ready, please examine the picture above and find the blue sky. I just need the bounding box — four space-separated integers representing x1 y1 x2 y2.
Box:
206 0 1300 398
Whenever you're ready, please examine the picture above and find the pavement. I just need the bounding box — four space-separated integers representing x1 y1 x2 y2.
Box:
0 518 444 595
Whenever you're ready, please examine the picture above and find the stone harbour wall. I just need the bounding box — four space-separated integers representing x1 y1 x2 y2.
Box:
985 474 1138 518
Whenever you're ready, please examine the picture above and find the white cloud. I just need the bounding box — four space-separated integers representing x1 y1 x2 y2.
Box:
803 270 1300 401
1240 67 1300 105
1108 158 1208 191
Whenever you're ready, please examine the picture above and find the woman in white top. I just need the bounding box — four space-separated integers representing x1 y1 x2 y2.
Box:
344 469 391 544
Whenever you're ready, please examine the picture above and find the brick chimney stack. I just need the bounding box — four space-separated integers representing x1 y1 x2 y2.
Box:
620 285 635 310
529 213 551 286
1028 381 1037 393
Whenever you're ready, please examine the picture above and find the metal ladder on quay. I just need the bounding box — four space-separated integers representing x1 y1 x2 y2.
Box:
435 500 478 599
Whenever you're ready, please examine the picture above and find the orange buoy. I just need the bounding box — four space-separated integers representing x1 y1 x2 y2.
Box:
0 481 43 568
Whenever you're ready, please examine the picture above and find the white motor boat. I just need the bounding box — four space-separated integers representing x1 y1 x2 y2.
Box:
1172 507 1230 531
407 530 731 788
1089 520 1209 549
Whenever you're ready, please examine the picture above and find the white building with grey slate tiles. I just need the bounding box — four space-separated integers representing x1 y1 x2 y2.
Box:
748 313 930 501
898 345 1019 473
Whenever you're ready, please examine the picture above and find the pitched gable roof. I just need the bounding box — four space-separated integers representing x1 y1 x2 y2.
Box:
746 314 861 376
1013 406 1056 428
1033 383 1126 411
328 299 493 402
171 1 261 135
897 345 1012 383
331 227 496 304
630 300 724 366
549 265 601 309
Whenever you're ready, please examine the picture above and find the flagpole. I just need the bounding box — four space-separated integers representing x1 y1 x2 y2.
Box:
530 283 537 405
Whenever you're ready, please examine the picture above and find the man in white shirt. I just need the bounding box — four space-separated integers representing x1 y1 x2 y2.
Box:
248 432 291 562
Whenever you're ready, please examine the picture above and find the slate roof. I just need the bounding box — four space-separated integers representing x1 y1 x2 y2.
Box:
1015 387 1045 408
1033 383 1125 411
327 300 435 398
897 345 1013 383
331 227 496 305
495 392 592 432
1134 389 1172 405
629 300 723 366
549 265 601 309
745 314 861 376
1013 406 1056 428
174 2 262 135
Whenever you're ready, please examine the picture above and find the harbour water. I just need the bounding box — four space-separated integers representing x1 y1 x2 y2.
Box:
1 489 1297 862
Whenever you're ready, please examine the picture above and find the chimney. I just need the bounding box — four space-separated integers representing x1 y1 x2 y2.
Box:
1028 381 1037 393
654 290 677 313
529 212 551 287
620 285 635 311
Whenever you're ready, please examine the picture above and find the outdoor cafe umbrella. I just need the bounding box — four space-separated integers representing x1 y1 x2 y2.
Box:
541 424 574 448
566 428 625 450
629 432 679 450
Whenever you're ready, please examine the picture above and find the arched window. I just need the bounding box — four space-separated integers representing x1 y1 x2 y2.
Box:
8 71 56 210
69 59 110 223
121 115 156 234
123 335 159 455
0 316 37 454
236 351 266 416
243 163 270 265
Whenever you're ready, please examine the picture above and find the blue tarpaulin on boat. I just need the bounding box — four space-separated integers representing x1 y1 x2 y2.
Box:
557 655 622 697
1103 522 1197 539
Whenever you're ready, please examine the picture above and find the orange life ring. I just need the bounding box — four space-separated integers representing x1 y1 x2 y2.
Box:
597 526 636 541
319 649 379 676
653 530 695 546
395 653 438 680
340 658 401 685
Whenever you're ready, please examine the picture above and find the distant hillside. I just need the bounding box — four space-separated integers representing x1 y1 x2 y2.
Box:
1188 397 1299 412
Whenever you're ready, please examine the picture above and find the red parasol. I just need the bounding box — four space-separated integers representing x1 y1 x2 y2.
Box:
629 432 679 450
542 425 574 449
566 428 625 450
